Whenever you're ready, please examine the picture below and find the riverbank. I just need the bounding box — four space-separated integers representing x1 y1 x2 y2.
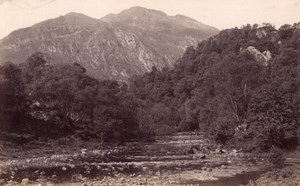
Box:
246 166 300 186
245 146 300 186
0 132 275 185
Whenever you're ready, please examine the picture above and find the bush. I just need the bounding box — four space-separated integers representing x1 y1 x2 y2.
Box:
209 119 236 145
266 146 285 167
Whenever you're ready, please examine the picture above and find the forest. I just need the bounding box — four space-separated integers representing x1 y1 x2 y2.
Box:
0 23 299 154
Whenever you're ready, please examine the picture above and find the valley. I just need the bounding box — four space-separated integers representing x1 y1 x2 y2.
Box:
0 5 299 186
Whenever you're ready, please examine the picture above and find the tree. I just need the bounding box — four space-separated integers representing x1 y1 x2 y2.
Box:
0 62 26 132
26 62 98 132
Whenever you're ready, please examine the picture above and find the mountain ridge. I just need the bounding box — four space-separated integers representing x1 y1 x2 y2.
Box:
0 7 219 81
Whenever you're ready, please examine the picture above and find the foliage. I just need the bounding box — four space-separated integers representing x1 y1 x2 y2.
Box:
129 23 300 151
0 62 26 132
266 146 285 166
1 53 140 143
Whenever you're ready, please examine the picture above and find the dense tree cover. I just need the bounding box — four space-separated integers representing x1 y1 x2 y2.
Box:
129 23 300 151
1 23 299 151
0 53 141 143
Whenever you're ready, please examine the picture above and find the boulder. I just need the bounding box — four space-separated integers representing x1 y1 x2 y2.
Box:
21 178 29 185
246 46 271 66
142 166 149 172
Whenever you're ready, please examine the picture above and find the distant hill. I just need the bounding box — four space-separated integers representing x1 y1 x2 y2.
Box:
0 6 218 81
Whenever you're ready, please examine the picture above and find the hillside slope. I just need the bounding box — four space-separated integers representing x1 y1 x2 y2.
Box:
0 7 218 81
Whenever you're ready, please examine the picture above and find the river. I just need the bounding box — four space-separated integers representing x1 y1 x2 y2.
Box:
0 132 290 185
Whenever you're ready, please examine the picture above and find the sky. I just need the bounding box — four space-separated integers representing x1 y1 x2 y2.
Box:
0 0 299 39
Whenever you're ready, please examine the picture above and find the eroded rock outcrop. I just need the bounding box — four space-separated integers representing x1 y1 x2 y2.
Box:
246 46 272 66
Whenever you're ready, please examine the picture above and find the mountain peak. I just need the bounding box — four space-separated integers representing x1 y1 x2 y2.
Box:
122 6 167 17
64 12 87 17
101 6 168 23
63 12 97 22
48 12 103 28
101 7 218 34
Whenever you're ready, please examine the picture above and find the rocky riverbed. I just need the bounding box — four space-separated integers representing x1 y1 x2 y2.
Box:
0 132 278 185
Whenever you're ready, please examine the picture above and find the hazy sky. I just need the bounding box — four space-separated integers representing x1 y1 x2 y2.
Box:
0 0 299 39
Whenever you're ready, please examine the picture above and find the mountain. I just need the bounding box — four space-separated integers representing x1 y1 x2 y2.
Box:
0 7 218 81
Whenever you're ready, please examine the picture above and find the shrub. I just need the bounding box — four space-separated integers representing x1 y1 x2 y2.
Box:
266 146 285 167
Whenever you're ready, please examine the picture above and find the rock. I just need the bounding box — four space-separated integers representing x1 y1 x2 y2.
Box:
207 168 212 172
21 178 29 185
187 145 199 154
36 178 45 182
155 171 161 177
215 148 226 154
246 46 271 66
113 149 120 154
142 166 149 172
200 154 207 159
62 166 67 171
221 165 227 169
46 183 53 186
7 180 14 184
69 164 75 169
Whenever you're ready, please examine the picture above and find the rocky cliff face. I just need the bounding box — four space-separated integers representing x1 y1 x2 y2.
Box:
0 7 218 81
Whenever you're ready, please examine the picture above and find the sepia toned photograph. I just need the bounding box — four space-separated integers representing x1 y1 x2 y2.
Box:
0 0 299 185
